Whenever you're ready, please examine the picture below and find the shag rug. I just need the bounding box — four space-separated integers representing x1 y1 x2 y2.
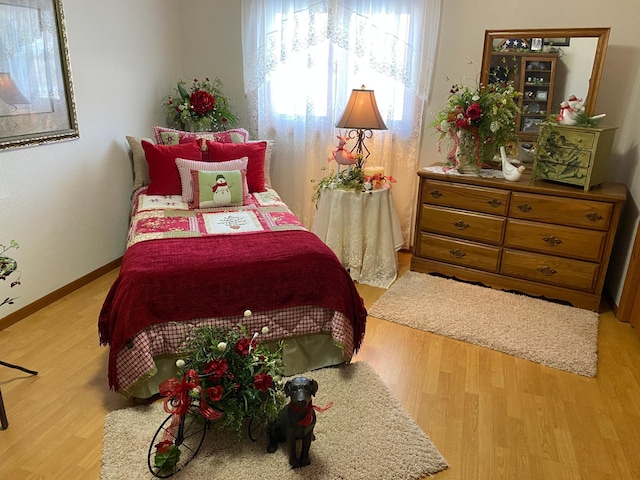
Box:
369 271 600 377
101 362 448 480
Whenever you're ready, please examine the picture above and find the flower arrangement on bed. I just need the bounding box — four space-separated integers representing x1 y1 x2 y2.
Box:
101 123 367 399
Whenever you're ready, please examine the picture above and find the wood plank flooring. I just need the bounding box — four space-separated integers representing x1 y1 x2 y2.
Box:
1 252 639 479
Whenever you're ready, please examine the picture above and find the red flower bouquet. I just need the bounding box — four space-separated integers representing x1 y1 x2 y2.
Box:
432 81 520 172
163 77 238 132
158 315 285 439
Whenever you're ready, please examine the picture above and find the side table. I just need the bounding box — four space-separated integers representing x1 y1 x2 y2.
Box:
313 188 403 288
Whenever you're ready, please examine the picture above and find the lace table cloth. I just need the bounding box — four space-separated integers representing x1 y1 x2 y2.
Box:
313 188 403 288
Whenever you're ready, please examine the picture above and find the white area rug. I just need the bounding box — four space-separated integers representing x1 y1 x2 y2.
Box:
101 362 448 479
369 271 599 377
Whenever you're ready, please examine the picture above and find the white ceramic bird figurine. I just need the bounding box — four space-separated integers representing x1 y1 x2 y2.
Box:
500 146 525 182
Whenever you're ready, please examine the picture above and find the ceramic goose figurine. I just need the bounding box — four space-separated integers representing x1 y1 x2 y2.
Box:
500 146 526 182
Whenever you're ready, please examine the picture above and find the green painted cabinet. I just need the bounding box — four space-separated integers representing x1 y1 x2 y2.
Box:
532 123 617 191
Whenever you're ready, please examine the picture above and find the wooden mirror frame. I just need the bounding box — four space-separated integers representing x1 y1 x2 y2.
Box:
480 28 610 116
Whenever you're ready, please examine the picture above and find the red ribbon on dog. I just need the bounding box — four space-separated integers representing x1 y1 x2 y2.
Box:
291 401 334 427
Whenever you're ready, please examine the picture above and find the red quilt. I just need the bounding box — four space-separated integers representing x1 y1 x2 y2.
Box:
99 230 367 390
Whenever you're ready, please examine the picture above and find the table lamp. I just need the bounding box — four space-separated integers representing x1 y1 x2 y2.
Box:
335 85 387 160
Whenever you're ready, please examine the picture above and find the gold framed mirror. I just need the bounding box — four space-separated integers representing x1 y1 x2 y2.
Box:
480 28 610 143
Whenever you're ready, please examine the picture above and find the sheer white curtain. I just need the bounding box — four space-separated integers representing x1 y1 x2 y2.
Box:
241 0 441 247
0 1 61 115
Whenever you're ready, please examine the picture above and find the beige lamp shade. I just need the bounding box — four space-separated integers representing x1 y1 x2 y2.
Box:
0 73 30 106
336 86 387 130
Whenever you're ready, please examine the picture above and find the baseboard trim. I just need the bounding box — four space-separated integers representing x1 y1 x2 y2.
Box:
0 257 122 332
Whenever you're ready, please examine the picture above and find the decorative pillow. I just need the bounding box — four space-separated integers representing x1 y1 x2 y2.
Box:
153 126 249 153
206 140 267 193
175 157 249 203
191 169 245 208
141 140 202 195
126 136 154 191
248 139 274 187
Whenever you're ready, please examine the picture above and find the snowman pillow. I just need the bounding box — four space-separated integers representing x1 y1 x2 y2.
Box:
176 157 249 203
191 169 245 208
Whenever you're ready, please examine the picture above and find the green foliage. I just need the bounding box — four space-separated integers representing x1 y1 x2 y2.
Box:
154 444 180 473
311 166 365 205
572 110 603 128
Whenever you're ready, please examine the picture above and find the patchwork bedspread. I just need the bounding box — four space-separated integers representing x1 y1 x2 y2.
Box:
99 189 367 393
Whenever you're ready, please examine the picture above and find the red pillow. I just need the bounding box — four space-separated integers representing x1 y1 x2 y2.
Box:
141 141 202 195
206 140 267 192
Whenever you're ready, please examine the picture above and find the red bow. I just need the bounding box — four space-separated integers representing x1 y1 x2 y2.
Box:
290 401 333 427
159 369 222 421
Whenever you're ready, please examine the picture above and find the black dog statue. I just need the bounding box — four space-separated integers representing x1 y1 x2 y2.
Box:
267 376 318 469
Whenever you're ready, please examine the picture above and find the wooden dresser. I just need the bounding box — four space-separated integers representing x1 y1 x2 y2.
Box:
411 168 627 311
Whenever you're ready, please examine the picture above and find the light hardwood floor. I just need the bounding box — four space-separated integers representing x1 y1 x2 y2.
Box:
1 252 639 479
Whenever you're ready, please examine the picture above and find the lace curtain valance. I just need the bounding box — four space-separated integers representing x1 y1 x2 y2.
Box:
243 0 439 100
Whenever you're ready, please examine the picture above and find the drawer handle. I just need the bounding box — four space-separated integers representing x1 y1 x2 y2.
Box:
488 199 502 208
453 220 470 230
537 266 557 276
449 249 466 259
517 203 533 213
585 212 604 222
542 235 563 246
429 190 443 198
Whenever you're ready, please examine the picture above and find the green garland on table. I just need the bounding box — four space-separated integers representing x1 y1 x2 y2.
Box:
311 167 365 205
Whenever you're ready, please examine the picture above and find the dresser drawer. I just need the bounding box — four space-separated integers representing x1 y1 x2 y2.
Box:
536 146 593 168
420 204 506 245
509 192 612 231
539 127 596 150
533 162 590 187
505 219 606 262
421 179 510 215
501 249 598 291
416 232 501 272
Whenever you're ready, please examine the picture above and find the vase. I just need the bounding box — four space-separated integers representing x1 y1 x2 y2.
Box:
452 130 498 174
453 130 480 174
184 117 212 132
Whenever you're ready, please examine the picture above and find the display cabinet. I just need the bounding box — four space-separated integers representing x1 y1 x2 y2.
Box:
489 52 558 142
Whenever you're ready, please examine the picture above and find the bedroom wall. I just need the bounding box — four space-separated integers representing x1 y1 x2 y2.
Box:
182 0 640 306
0 0 182 320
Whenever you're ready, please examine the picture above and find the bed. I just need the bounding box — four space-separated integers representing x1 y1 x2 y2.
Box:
98 129 367 398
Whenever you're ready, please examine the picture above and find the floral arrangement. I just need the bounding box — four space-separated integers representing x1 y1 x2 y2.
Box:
163 77 239 132
432 81 520 171
154 312 285 471
1 240 21 307
363 172 396 191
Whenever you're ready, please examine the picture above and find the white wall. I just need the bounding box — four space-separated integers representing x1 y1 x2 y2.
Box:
0 0 182 318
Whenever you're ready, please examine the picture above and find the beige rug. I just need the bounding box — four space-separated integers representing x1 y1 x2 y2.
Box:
101 362 448 479
369 271 599 377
